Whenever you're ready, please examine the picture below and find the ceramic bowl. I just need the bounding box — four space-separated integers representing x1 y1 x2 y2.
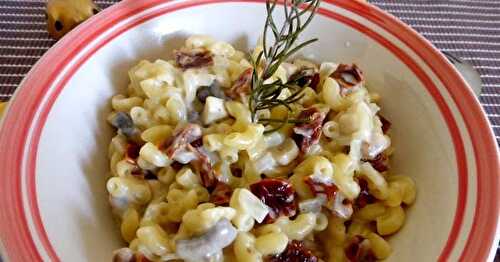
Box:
0 0 498 261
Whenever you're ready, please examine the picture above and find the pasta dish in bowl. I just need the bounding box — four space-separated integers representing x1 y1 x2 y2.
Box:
0 0 497 261
106 34 416 262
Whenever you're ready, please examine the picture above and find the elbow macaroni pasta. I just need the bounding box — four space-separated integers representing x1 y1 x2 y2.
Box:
105 35 416 262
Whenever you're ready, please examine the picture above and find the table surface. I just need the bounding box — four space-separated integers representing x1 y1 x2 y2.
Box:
0 0 498 261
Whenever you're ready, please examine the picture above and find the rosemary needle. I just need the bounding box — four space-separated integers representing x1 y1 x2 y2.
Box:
249 0 321 132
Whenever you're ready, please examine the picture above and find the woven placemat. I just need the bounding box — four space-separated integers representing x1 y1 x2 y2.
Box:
1 0 499 146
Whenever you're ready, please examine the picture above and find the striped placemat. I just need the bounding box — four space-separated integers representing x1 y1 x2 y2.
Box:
0 0 499 144
1 0 499 146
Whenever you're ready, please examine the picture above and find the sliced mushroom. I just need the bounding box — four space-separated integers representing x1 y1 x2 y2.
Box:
110 112 140 139
176 219 237 261
162 123 203 158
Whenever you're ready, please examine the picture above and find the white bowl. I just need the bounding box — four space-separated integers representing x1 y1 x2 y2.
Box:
0 0 498 261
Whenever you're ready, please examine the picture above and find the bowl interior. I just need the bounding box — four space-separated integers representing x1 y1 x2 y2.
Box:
33 2 458 261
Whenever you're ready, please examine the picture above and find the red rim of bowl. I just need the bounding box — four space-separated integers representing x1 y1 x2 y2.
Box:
0 0 498 261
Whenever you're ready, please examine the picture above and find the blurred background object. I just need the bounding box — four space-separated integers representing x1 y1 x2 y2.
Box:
46 0 100 39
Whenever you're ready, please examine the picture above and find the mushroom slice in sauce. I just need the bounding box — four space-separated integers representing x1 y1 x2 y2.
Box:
225 68 253 100
175 219 237 262
110 112 140 139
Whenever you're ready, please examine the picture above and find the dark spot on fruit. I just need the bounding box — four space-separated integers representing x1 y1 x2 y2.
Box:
55 20 63 31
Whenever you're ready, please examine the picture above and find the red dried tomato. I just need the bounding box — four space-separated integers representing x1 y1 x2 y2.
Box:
210 182 233 205
161 124 215 188
293 107 326 155
330 64 364 89
355 179 376 208
290 68 320 90
267 240 318 262
225 68 253 100
170 161 184 171
174 48 213 69
190 137 203 148
162 124 202 158
303 176 337 202
378 115 391 134
187 144 216 188
345 236 376 262
124 142 141 164
250 178 297 223
113 249 152 262
365 153 389 173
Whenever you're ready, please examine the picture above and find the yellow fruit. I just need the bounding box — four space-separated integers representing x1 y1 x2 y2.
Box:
46 0 100 39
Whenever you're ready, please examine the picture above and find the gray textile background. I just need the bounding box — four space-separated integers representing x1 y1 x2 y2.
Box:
0 0 499 144
0 0 498 261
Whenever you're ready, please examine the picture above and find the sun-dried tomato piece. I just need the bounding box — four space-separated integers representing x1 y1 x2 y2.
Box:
309 73 320 90
225 68 253 100
345 236 376 262
292 107 326 155
124 142 141 164
290 68 320 90
187 144 216 188
135 253 153 262
303 176 338 202
378 115 391 134
170 161 184 171
330 64 364 89
355 179 376 209
230 164 243 178
161 124 215 188
210 182 233 205
161 124 202 158
250 178 297 223
174 48 213 69
365 153 389 173
190 137 203 148
267 240 318 262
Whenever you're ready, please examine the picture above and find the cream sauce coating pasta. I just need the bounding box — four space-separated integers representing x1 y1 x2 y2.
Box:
106 35 416 262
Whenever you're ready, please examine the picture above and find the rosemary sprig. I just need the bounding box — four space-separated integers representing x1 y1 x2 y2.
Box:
249 0 321 131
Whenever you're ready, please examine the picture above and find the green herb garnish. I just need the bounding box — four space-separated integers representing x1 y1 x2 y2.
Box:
249 0 321 132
